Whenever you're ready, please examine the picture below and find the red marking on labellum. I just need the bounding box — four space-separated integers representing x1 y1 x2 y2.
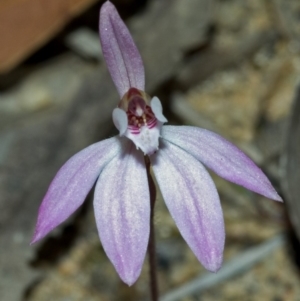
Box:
121 88 157 134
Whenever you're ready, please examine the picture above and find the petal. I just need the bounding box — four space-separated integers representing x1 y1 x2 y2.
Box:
31 137 122 244
151 96 168 123
162 126 282 202
150 140 225 272
99 1 145 98
112 107 128 135
94 141 150 285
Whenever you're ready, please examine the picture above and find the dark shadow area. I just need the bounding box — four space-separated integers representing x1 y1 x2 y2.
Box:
30 193 91 268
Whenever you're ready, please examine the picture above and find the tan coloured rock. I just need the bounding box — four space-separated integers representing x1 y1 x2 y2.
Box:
0 0 98 73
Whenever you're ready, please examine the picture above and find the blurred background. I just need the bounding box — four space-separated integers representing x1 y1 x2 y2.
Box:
1 0 300 300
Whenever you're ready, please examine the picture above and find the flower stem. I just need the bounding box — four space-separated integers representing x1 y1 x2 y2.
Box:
145 158 159 301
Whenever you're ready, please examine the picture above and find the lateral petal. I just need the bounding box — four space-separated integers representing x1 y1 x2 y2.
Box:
94 141 150 285
150 140 225 272
99 1 145 98
112 107 128 136
151 96 168 123
31 137 122 244
162 126 282 201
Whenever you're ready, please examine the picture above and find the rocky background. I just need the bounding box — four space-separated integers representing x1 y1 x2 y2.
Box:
1 0 300 300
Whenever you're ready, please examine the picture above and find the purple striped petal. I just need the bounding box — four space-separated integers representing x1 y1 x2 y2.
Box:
150 140 225 272
99 1 145 98
94 141 150 285
31 137 122 244
162 126 282 202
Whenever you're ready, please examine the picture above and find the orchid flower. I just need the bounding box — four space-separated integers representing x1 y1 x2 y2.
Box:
32 1 282 286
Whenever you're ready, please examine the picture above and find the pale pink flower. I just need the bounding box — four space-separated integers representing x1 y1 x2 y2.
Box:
32 1 282 286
